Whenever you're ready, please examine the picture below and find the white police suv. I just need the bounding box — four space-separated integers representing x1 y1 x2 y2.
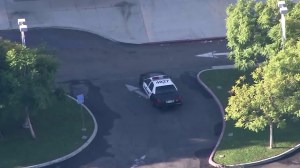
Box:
139 72 182 108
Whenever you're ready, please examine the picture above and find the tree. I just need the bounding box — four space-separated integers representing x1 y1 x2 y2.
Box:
1 42 58 139
285 3 300 44
226 0 300 70
226 41 300 148
0 40 23 128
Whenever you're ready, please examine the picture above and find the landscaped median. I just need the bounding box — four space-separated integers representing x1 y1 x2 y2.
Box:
0 95 97 168
199 68 300 167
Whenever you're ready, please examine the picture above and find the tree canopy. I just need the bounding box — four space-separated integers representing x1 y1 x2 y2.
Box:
225 0 300 148
226 41 300 127
226 41 300 148
0 40 58 137
226 0 300 70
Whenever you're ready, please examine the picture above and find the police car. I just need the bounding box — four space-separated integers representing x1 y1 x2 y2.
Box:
139 72 182 107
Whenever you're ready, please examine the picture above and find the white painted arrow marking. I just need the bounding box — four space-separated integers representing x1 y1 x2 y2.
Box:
213 52 229 56
196 51 229 58
196 52 214 57
125 84 149 99
131 155 146 168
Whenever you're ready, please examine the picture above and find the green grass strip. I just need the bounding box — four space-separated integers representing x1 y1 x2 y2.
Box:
0 97 94 168
200 68 300 165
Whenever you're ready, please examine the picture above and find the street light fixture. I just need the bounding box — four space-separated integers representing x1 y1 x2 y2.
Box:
17 18 28 46
277 1 288 46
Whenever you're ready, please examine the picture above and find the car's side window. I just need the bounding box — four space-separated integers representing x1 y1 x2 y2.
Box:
145 79 151 86
149 82 154 92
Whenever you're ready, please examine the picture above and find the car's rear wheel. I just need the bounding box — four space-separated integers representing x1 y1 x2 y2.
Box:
151 96 162 108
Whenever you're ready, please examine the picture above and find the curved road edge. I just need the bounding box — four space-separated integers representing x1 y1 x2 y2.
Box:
197 69 226 168
197 66 300 168
24 95 99 168
228 144 300 167
21 26 226 45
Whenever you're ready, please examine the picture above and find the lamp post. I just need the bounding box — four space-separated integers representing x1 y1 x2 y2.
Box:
18 18 29 130
277 1 288 46
17 18 28 46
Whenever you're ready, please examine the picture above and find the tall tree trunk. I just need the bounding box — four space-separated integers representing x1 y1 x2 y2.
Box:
25 106 36 139
269 122 273 149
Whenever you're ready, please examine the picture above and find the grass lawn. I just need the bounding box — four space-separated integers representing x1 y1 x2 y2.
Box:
0 97 94 168
200 68 300 165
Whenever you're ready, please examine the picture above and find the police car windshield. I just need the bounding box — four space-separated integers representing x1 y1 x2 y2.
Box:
155 85 177 94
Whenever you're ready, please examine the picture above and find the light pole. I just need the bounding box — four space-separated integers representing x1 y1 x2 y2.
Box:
277 1 288 46
17 18 28 46
18 18 28 129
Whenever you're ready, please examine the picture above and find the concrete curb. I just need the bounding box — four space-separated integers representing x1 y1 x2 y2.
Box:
227 144 300 167
23 95 98 168
197 66 300 168
142 36 227 45
197 68 227 168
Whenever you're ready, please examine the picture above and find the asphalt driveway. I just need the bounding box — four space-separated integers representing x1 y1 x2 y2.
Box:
0 29 230 168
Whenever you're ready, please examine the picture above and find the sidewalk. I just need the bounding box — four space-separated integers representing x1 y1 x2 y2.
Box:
0 0 236 44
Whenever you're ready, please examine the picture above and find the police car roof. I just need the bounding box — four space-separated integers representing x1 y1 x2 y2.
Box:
150 75 174 86
151 75 169 81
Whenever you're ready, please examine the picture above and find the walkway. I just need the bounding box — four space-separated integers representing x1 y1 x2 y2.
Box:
0 0 236 44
